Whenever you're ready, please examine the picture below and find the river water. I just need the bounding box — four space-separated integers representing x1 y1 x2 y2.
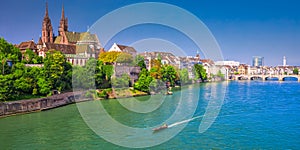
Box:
0 81 299 149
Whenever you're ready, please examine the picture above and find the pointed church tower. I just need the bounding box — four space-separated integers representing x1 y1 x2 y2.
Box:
58 4 68 44
42 2 54 43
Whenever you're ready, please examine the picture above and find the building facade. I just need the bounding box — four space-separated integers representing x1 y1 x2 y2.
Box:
252 56 264 67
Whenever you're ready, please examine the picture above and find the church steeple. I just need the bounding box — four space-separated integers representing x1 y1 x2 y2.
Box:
42 1 53 43
61 4 65 19
59 4 68 36
45 2 49 18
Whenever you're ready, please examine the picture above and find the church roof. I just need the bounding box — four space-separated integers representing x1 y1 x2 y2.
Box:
76 44 89 53
54 31 99 44
44 43 76 54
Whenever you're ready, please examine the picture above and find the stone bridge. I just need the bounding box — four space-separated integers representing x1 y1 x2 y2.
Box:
235 74 300 81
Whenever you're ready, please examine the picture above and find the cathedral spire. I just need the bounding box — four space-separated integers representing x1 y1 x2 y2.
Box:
42 1 53 43
61 4 65 20
58 4 68 43
45 1 49 18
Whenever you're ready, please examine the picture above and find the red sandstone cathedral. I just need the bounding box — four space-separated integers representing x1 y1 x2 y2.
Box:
17 2 102 66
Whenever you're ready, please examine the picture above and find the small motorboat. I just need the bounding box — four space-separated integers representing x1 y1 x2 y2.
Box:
152 124 168 132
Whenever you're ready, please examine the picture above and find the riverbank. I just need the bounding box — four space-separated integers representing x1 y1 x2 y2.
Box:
0 91 87 118
0 80 220 118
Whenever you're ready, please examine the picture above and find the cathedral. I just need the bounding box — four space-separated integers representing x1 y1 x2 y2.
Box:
18 2 102 66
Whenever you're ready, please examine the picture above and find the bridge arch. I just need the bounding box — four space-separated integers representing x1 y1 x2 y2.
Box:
250 76 263 80
238 76 248 80
283 76 298 81
265 77 279 81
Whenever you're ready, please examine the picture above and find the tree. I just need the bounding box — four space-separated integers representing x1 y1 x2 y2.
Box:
0 38 22 62
149 59 162 79
102 65 114 81
293 68 299 75
72 65 85 90
0 74 16 101
134 68 153 93
43 50 72 92
111 73 130 88
0 38 22 75
161 65 178 86
84 58 97 89
23 49 43 64
194 64 207 82
134 55 146 69
95 60 106 88
116 52 133 64
23 49 35 63
37 77 51 95
98 51 121 64
179 68 189 85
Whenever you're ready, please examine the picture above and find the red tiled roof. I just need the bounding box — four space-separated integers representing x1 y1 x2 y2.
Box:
17 41 37 51
116 44 137 53
44 43 76 54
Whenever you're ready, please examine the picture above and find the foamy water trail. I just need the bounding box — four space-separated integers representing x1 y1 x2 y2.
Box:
168 115 203 128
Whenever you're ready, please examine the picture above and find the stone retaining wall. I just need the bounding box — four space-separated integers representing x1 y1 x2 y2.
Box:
0 92 86 117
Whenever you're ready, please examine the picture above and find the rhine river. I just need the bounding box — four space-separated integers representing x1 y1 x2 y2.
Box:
0 81 299 149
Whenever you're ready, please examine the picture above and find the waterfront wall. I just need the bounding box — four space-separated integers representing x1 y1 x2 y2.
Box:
0 92 86 117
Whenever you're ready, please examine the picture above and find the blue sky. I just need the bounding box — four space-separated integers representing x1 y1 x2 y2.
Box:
0 0 299 66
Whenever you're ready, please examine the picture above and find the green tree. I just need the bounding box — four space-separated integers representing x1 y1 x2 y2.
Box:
83 58 97 89
116 52 133 64
161 65 178 86
43 50 72 92
37 77 51 95
27 66 42 95
134 68 153 93
194 64 207 82
0 74 16 101
111 73 130 88
13 63 33 95
0 38 22 75
134 55 146 69
102 65 114 81
72 65 85 90
23 49 35 63
179 68 189 85
22 49 43 64
293 68 299 75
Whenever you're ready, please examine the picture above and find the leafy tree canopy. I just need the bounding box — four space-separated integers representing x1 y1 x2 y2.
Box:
193 64 207 82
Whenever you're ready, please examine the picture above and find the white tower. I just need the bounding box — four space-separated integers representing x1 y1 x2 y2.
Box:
283 56 286 66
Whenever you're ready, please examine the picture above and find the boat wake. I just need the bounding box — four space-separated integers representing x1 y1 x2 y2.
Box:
168 115 203 128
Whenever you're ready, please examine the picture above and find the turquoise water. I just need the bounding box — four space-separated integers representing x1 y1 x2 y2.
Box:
0 81 299 149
